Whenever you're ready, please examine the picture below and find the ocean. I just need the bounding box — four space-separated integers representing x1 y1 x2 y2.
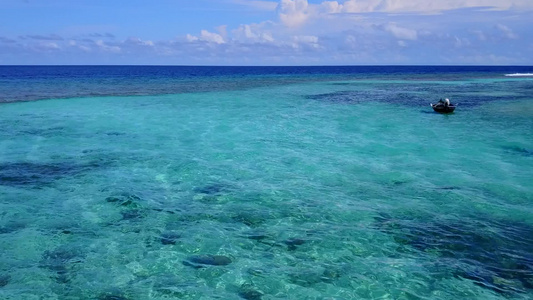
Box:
0 66 532 299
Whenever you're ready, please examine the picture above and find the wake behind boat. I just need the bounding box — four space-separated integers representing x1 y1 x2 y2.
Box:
431 98 456 113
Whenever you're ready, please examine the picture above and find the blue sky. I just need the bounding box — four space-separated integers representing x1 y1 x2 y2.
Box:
1 0 532 65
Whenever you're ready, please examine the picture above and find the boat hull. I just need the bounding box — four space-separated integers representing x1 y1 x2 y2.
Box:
431 103 456 113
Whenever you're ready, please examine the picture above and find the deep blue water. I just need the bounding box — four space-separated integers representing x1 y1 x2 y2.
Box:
2 65 533 103
0 66 532 299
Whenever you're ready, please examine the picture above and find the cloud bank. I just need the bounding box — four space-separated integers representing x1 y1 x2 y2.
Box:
1 0 532 65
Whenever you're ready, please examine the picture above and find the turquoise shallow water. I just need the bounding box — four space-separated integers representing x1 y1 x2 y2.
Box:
0 68 532 299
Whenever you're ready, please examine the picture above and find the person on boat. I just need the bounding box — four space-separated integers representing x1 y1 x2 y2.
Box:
437 98 450 107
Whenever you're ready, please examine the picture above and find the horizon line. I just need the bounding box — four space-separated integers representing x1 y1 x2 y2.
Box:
1 64 533 67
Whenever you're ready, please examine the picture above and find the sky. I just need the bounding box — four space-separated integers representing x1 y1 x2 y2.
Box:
1 0 532 65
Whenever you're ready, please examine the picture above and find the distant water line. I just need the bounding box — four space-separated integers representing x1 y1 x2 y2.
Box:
2 65 533 103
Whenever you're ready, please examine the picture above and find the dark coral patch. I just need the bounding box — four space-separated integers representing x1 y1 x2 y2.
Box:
105 193 143 208
160 232 181 245
105 193 146 221
502 145 533 157
193 183 229 195
0 161 78 187
120 209 145 221
238 284 263 300
0 274 10 287
305 91 360 104
0 220 26 234
97 292 130 300
232 212 268 227
284 238 306 251
374 213 533 294
242 231 269 241
40 245 85 283
0 159 111 188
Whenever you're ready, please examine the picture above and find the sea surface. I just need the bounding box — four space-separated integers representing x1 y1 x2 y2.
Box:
0 66 532 299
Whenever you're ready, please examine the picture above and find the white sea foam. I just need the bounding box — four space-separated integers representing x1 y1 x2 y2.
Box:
504 73 533 77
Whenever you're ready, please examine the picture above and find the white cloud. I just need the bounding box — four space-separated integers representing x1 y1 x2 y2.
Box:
277 0 310 27
320 1 343 13
293 35 318 44
38 42 60 50
470 30 487 41
291 35 321 50
3 0 532 65
454 36 471 48
341 0 382 13
495 24 518 39
313 0 533 14
383 23 417 40
126 37 155 46
216 25 228 40
233 23 275 43
68 40 91 52
186 34 199 42
344 35 357 47
187 30 226 44
202 30 225 44
95 40 121 53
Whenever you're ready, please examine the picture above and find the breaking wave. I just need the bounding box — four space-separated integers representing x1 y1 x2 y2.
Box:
504 73 533 77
